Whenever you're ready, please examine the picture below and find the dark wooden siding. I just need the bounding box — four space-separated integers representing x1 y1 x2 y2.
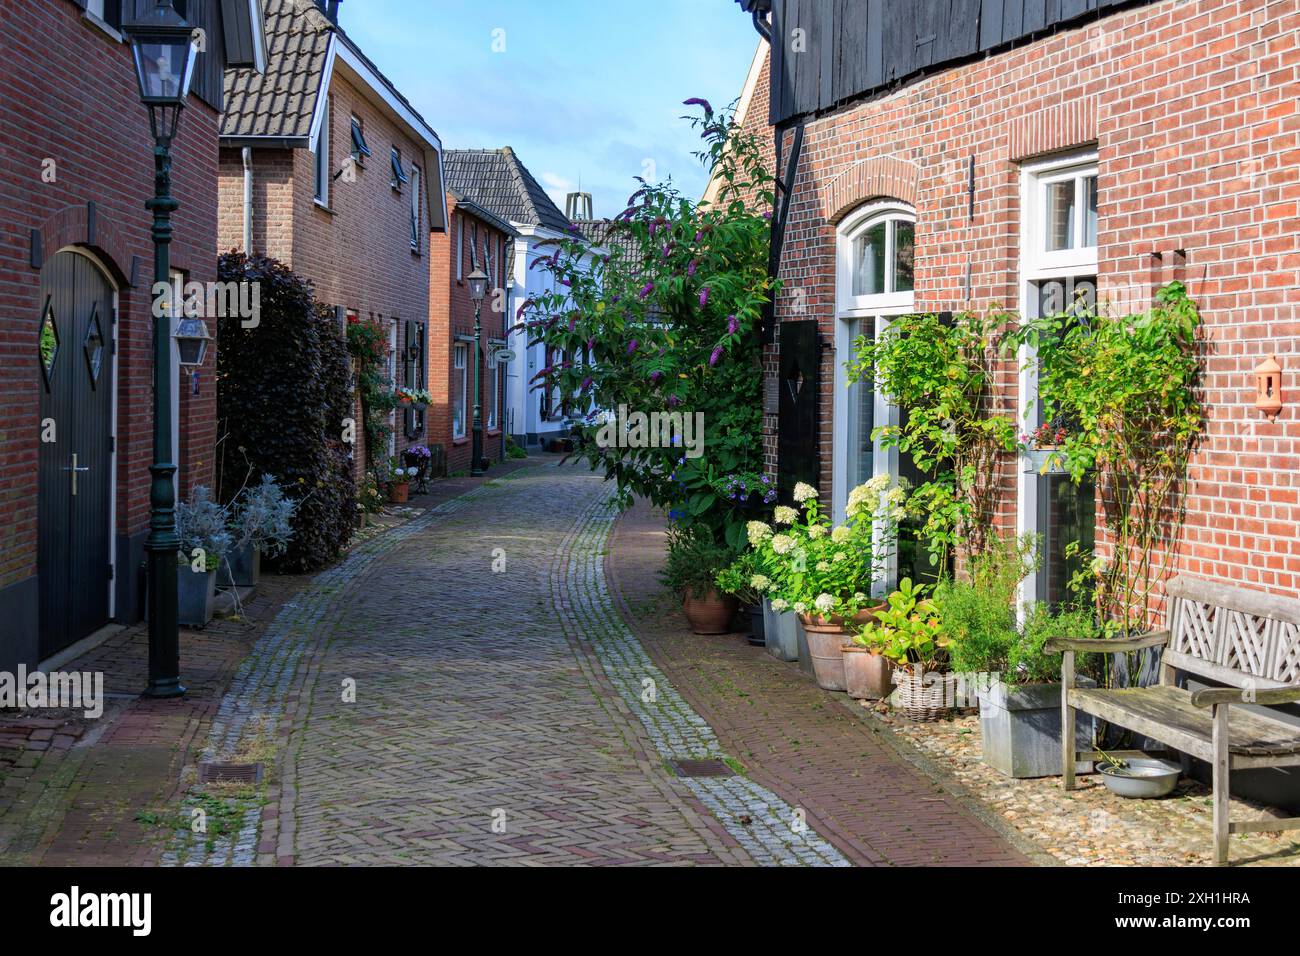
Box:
769 0 1156 125
122 0 227 112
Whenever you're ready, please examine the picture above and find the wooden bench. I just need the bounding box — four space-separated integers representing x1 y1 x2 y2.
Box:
1047 575 1300 864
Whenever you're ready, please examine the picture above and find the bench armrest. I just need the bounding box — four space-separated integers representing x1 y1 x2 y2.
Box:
1046 631 1170 654
1191 686 1300 709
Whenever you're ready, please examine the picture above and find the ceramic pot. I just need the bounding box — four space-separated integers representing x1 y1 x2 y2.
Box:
682 588 737 635
389 481 410 504
842 646 894 700
798 616 850 691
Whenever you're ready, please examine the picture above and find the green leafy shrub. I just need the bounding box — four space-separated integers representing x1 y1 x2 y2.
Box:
215 253 356 572
854 578 948 672
940 535 1036 676
660 524 736 598
1016 603 1103 684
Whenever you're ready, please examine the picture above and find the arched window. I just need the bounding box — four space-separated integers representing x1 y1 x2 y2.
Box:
833 202 916 587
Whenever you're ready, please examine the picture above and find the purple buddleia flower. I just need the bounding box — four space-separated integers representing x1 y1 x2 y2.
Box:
763 211 772 221
709 345 723 367
648 222 657 237
687 259 697 277
683 97 713 114
727 314 738 335
640 282 654 299
695 230 703 242
586 337 595 352
568 315 577 332
667 395 681 408
558 277 571 287
650 371 662 384
581 376 593 391
699 287 710 308
627 339 638 355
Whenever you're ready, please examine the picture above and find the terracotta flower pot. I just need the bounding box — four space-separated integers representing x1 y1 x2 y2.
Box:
842 645 894 700
798 617 851 691
389 481 410 504
682 588 737 635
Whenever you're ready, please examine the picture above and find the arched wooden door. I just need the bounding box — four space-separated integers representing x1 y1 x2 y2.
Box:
37 250 115 659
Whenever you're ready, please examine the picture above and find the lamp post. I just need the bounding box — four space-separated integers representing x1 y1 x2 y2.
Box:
467 268 488 476
124 1 202 698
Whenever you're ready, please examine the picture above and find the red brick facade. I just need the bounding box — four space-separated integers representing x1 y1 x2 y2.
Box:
428 196 510 474
743 0 1300 597
0 0 221 661
216 68 432 473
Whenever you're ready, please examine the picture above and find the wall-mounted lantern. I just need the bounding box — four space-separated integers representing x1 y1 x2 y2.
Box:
1255 355 1283 421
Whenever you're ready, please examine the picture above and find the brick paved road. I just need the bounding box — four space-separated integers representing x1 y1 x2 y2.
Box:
277 465 754 865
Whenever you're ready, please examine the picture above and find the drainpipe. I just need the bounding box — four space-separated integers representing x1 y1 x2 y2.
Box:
241 147 254 253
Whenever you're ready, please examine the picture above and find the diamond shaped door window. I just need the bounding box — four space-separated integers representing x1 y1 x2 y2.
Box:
39 298 59 388
83 306 105 386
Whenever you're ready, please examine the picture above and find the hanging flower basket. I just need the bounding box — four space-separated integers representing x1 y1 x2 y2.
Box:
1024 446 1068 475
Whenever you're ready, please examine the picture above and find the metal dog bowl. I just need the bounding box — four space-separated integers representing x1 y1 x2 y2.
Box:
1097 757 1182 798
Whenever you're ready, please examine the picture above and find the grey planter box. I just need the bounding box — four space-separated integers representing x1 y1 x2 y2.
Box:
762 599 799 662
978 678 1096 779
177 566 217 628
218 542 261 588
794 615 814 677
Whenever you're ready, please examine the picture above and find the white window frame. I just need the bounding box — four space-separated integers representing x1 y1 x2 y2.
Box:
453 343 468 438
832 201 916 592
1016 151 1099 608
313 97 331 207
488 348 500 430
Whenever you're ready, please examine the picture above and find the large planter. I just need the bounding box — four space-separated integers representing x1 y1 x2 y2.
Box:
842 646 894 700
389 481 410 504
762 600 799 662
682 588 737 635
978 678 1096 778
798 616 850 692
891 669 959 721
744 603 765 647
218 541 261 588
177 565 217 628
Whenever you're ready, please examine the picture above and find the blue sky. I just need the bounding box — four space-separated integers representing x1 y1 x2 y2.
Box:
340 0 760 218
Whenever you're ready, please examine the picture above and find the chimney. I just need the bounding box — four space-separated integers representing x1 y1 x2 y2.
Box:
565 191 593 221
317 0 342 23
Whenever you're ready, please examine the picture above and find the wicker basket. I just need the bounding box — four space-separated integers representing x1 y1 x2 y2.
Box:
892 670 958 722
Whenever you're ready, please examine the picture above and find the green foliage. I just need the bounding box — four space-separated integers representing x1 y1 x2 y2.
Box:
715 549 763 605
520 101 775 551
345 314 396 467
1017 603 1103 684
854 578 948 672
847 310 1018 568
505 437 528 460
659 524 737 598
215 253 356 573
1004 282 1204 637
939 535 1036 676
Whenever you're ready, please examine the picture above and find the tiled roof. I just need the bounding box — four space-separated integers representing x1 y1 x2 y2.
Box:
572 218 643 264
443 149 573 234
222 0 332 141
448 189 518 237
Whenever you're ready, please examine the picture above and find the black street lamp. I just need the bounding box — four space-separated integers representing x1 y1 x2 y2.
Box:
124 0 199 698
467 268 489 476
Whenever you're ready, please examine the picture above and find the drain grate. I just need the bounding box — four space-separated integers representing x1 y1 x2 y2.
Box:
197 761 263 785
669 758 735 778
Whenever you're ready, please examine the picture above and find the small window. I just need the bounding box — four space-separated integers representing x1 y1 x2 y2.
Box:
453 343 468 438
350 115 371 165
839 202 916 312
456 217 463 281
314 98 331 205
391 147 408 191
409 166 421 251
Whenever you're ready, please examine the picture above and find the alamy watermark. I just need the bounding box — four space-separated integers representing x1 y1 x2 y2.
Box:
592 404 705 459
152 279 261 328
0 666 103 719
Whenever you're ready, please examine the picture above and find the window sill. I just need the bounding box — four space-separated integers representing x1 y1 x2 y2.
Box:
487 428 501 436
452 436 469 446
313 199 335 215
82 10 124 43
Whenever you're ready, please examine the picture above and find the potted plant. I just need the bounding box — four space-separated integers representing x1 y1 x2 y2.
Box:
386 456 416 504
221 475 295 588
175 486 232 628
856 578 953 720
660 525 737 635
767 479 901 691
404 444 432 493
715 549 765 646
1019 421 1069 475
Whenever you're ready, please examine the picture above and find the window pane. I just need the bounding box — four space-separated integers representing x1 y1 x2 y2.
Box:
893 221 914 293
1083 175 1098 248
846 318 875 492
1044 180 1076 252
852 222 887 297
1036 473 1096 608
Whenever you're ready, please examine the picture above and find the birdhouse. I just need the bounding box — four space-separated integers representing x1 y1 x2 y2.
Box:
1255 356 1283 421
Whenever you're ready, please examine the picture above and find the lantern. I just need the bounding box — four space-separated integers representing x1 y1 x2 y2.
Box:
1255 355 1283 421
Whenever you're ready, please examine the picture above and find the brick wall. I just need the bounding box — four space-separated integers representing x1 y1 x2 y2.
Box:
742 0 1300 596
0 1 219 597
216 68 432 470
428 196 509 474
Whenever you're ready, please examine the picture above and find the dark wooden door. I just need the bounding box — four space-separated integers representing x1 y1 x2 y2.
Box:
37 251 114 659
777 320 821 501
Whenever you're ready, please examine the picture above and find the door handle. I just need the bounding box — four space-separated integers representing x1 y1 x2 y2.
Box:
61 452 90 496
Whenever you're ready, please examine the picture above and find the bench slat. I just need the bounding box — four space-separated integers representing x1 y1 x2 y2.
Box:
1069 685 1300 759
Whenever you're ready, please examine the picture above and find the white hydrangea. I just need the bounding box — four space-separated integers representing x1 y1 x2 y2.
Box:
773 505 798 526
771 598 790 612
807 525 827 539
831 525 851 543
816 561 831 572
750 574 771 592
793 482 819 503
833 552 847 563
771 534 795 555
814 593 836 614
853 592 868 603
793 602 809 615
747 520 773 547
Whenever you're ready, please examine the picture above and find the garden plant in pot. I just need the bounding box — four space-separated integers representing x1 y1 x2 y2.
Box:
221 475 296 588
175 486 232 629
766 478 900 691
855 578 952 720
716 549 767 645
386 456 417 504
660 525 738 635
939 537 1100 776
